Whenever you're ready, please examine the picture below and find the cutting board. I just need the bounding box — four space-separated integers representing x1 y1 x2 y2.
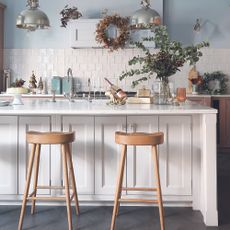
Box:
127 97 154 104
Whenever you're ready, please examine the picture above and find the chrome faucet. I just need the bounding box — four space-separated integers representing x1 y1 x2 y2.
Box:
64 68 75 102
87 78 92 102
67 68 73 82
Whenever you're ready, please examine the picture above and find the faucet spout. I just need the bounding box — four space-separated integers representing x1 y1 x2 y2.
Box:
88 78 92 102
67 68 73 82
66 68 74 100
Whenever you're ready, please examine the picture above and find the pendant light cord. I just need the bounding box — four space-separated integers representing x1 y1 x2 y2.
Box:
27 0 39 9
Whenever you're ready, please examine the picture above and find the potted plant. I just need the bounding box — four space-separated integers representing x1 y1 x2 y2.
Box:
119 25 209 104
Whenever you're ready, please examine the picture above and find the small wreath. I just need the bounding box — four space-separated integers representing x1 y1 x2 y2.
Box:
95 15 130 51
202 71 228 94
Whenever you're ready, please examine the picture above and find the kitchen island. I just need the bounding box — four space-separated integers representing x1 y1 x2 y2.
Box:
0 98 218 226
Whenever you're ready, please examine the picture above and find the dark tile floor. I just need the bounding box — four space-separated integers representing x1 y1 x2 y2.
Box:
0 153 230 230
0 206 223 230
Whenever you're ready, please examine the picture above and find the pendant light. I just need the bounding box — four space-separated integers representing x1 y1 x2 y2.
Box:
16 0 50 31
130 0 161 29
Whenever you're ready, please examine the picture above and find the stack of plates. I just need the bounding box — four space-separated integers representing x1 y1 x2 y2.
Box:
0 100 10 106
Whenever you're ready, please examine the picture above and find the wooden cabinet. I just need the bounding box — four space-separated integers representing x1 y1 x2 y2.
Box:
187 96 211 107
0 3 5 92
95 116 126 195
18 116 51 195
188 96 230 154
0 116 17 194
212 97 230 154
62 116 94 194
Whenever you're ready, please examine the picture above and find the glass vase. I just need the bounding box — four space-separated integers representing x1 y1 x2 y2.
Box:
153 80 172 105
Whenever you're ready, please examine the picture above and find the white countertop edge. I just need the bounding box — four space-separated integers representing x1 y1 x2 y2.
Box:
1 93 230 98
0 109 218 115
0 99 217 115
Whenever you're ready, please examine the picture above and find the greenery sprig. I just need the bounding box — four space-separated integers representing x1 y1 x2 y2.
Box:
120 25 209 88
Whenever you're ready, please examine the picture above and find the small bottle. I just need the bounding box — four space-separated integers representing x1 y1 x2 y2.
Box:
38 77 43 94
104 78 127 100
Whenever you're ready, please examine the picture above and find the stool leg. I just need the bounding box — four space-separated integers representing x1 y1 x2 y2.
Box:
66 143 80 215
18 144 36 230
31 144 41 215
111 145 127 230
62 144 73 230
115 148 126 216
152 146 165 230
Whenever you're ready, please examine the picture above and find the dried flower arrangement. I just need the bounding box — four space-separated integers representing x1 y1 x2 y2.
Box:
60 5 82 27
95 15 130 51
189 75 203 86
10 79 26 87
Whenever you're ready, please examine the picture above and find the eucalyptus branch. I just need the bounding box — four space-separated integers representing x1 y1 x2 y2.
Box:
119 25 209 87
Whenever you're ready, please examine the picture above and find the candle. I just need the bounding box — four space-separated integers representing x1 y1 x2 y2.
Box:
176 87 186 103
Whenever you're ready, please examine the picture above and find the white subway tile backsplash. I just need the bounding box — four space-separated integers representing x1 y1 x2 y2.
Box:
3 48 230 93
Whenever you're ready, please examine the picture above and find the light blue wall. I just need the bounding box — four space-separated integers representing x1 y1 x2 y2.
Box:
1 0 163 48
164 0 230 47
1 0 230 48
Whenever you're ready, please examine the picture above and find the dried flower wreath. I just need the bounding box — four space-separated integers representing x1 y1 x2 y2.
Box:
95 15 130 51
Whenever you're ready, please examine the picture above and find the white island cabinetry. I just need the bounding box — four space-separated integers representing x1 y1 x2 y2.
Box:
18 116 51 195
95 116 126 195
126 116 158 195
0 99 218 226
126 115 192 196
0 116 17 194
159 116 192 195
62 116 94 194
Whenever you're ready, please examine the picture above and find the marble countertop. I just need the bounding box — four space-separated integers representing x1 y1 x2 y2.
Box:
0 98 217 115
1 93 230 98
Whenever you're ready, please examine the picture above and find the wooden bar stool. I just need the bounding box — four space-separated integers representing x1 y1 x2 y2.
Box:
18 131 80 230
111 131 165 230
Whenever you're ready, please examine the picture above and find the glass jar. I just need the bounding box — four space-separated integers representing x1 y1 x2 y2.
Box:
153 80 172 105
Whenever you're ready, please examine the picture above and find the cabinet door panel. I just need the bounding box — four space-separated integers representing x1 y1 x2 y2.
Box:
126 116 158 194
219 98 230 148
159 116 192 195
0 116 17 194
70 19 101 48
18 116 51 195
62 116 94 194
95 116 126 195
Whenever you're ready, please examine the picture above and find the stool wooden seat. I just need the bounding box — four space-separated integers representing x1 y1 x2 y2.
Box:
18 131 79 230
111 131 165 230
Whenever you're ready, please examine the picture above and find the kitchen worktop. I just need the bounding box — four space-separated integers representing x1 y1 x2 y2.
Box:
0 98 217 115
1 93 230 99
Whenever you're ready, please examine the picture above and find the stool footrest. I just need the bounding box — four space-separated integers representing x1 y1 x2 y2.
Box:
27 196 66 201
37 185 72 190
122 187 157 192
119 198 159 204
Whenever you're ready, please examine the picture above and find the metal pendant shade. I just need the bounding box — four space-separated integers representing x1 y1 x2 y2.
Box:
130 0 161 29
16 0 50 31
